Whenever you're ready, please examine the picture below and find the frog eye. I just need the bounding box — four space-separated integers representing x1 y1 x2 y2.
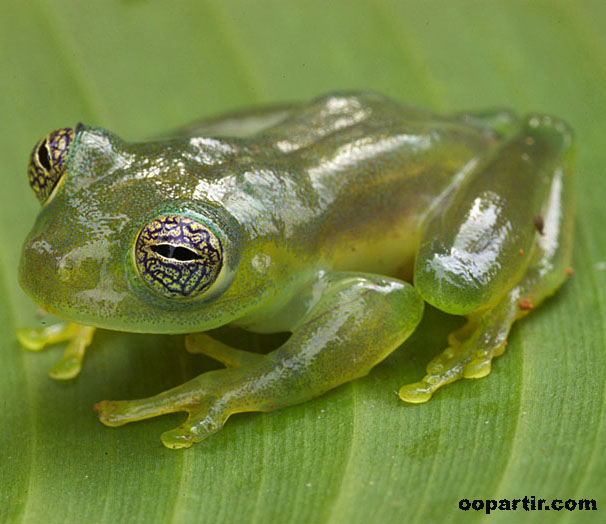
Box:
27 127 77 203
134 215 224 299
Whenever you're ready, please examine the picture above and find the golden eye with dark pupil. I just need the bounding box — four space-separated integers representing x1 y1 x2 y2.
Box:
135 215 224 299
151 244 203 262
27 127 76 204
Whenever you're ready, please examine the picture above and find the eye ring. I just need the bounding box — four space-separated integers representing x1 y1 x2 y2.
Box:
134 215 224 299
27 127 77 203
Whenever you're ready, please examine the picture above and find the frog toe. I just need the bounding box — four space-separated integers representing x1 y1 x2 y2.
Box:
161 404 229 449
399 319 508 403
18 322 95 379
398 356 468 404
17 327 49 351
49 353 84 380
160 428 195 449
398 381 434 404
462 355 493 379
18 322 79 351
95 388 196 427
94 400 134 427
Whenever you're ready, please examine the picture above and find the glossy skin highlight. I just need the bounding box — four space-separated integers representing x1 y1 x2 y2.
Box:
18 92 574 448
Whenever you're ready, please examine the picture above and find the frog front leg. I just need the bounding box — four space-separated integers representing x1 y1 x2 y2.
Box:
18 322 96 379
184 333 266 368
400 114 574 402
95 272 424 449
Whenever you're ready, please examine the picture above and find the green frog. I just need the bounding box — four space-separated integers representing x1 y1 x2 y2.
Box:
18 91 574 449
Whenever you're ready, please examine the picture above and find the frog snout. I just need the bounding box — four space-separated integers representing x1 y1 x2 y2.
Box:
20 237 83 290
19 237 60 301
20 239 101 301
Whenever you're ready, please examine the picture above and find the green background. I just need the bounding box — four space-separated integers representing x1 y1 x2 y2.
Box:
1 1 604 522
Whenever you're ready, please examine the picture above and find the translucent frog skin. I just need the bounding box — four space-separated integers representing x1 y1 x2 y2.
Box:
19 92 574 449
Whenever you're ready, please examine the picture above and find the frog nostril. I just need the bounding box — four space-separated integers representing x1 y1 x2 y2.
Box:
57 258 75 282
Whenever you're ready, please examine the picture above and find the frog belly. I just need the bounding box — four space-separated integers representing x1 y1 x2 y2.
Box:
317 171 447 281
330 217 420 282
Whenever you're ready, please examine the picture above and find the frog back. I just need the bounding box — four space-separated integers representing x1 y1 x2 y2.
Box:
240 93 501 279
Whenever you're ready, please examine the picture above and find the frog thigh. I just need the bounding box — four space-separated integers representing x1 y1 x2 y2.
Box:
95 272 424 449
414 114 573 316
401 115 574 402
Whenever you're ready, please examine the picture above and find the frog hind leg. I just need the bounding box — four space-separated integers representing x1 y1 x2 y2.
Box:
95 272 424 449
401 114 574 403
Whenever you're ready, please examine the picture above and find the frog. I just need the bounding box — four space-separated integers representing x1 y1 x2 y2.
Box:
18 91 574 449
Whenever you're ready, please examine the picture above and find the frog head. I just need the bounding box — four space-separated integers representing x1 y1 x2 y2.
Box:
19 125 262 333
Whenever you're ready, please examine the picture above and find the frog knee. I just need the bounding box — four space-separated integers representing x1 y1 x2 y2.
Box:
413 255 495 316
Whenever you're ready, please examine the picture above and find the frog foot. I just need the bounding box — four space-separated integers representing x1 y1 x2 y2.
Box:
398 317 508 403
17 322 96 379
95 388 232 449
96 335 266 449
95 366 259 449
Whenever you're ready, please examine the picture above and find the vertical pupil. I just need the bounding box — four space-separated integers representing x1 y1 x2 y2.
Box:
37 140 51 170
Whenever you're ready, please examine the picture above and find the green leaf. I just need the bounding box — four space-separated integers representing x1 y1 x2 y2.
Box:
1 1 604 522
